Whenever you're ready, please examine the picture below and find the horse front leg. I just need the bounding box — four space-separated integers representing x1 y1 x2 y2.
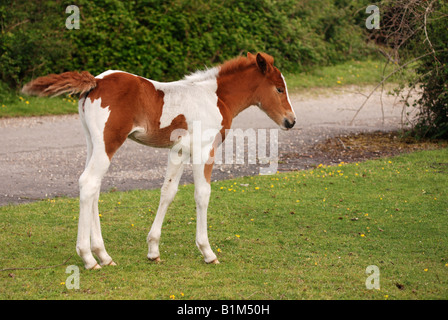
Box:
193 162 219 264
147 156 185 262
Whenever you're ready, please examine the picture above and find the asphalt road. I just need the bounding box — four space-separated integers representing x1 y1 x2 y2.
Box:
0 86 409 205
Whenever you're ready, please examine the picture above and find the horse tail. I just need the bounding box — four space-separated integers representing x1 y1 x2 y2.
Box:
22 71 97 97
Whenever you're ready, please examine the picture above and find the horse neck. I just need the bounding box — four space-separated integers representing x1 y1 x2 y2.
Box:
216 66 262 119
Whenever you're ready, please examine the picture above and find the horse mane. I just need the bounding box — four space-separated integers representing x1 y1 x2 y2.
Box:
184 53 273 83
218 56 255 77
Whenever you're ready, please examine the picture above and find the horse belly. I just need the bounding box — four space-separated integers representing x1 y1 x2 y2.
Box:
128 114 188 148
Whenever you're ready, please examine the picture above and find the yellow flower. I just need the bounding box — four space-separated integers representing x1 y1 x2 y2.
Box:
235 234 240 238
217 248 221 253
25 101 29 104
424 268 428 272
170 295 175 300
360 234 365 237
337 80 342 84
255 187 259 190
60 282 65 285
181 292 185 297
131 224 134 227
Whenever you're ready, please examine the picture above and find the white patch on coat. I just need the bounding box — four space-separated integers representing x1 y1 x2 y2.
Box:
152 67 222 131
280 73 296 118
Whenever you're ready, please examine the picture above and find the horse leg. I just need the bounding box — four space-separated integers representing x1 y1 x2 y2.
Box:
147 157 185 261
77 97 127 269
78 101 114 266
77 147 111 270
193 162 219 264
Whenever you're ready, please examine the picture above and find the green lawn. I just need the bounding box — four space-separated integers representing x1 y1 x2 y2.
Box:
1 148 447 300
0 94 79 118
284 58 415 93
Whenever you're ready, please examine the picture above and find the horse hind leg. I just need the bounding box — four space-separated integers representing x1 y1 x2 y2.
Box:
76 98 125 269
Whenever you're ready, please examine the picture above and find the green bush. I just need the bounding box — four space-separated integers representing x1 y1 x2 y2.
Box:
411 1 448 139
1 0 373 90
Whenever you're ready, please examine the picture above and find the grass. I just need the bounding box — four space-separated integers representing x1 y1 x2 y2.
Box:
0 94 79 118
0 59 402 118
285 58 412 92
0 148 447 300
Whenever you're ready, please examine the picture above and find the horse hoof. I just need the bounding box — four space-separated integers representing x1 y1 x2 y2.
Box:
148 256 161 263
208 259 220 264
90 263 102 270
107 261 117 266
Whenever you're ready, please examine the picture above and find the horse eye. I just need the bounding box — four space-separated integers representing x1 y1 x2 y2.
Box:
276 87 284 94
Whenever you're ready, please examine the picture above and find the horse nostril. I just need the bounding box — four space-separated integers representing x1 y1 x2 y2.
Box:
284 119 296 129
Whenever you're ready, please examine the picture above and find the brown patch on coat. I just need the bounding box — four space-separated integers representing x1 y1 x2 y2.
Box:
87 72 187 159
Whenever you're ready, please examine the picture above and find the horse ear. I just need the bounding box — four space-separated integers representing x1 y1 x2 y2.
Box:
247 52 256 60
256 53 267 74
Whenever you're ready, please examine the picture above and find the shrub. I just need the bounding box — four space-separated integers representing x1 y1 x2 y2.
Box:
1 0 372 90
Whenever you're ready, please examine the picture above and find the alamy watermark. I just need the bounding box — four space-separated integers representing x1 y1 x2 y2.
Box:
365 265 380 290
65 265 80 289
366 5 380 30
66 5 80 30
168 121 279 175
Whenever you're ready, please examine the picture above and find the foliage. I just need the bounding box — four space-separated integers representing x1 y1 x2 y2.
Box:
1 0 373 92
411 1 448 139
367 0 448 139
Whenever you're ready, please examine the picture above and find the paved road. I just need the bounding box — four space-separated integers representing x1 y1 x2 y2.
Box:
0 87 408 205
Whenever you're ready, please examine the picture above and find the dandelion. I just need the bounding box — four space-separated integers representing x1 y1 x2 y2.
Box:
60 282 65 285
360 234 365 237
25 101 29 104
170 295 175 300
424 268 428 272
255 187 259 190
131 224 134 227
181 292 185 297
235 234 240 238
337 80 341 84
217 248 221 253
1 104 6 108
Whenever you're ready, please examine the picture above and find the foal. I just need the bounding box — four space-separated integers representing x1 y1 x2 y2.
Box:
22 52 296 269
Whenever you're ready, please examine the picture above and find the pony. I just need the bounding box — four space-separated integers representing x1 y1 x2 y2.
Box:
22 52 296 269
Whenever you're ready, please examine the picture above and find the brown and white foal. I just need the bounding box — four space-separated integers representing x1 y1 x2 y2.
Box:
22 52 296 269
